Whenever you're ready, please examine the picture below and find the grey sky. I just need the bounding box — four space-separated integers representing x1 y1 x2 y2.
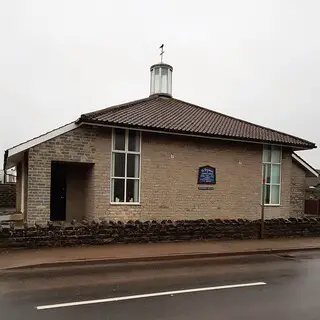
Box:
1 0 319 168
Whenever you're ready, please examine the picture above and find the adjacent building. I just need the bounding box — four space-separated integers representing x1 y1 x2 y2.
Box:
0 169 16 184
3 61 319 224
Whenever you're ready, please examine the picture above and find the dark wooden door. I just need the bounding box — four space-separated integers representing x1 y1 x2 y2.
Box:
50 162 67 221
305 199 320 215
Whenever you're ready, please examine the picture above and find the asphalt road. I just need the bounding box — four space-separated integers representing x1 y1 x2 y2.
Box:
1 251 320 319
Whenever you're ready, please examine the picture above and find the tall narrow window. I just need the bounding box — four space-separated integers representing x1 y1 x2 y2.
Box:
262 145 281 205
111 129 141 203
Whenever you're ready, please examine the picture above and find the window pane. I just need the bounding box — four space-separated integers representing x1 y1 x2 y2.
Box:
112 153 125 177
270 185 280 204
263 164 271 184
112 179 125 202
263 145 271 162
128 130 140 152
271 147 281 163
161 68 168 93
154 68 160 92
127 154 140 178
113 129 125 150
150 69 155 94
168 70 172 95
126 179 139 202
264 184 271 204
271 164 280 184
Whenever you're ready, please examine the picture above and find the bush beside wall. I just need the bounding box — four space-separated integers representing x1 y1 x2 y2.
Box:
1 218 320 248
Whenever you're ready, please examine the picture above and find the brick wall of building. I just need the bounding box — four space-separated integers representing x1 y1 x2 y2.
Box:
27 126 98 223
290 162 306 217
0 183 16 208
106 132 294 221
25 125 302 223
18 153 29 217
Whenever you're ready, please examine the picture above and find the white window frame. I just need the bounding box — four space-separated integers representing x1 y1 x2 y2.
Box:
110 129 141 205
262 145 282 206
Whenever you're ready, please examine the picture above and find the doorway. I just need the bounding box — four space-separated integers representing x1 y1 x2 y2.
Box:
50 161 93 222
50 162 67 221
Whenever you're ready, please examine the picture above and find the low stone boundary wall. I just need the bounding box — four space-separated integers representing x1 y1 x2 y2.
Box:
0 183 16 208
1 218 320 248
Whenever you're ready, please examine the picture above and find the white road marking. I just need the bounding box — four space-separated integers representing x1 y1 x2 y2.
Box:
36 281 266 310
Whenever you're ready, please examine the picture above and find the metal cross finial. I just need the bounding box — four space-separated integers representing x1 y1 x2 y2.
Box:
160 44 164 63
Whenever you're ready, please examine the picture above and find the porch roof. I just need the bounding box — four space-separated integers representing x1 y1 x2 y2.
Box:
4 122 78 169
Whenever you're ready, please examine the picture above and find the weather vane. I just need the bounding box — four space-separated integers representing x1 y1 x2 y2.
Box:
160 44 164 63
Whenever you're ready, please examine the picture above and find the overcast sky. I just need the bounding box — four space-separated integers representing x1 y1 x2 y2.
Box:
1 0 319 168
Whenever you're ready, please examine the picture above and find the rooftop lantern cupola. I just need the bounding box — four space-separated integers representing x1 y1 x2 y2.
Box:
150 44 173 97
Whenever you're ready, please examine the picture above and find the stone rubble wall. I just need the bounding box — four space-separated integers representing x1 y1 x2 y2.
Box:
1 218 320 248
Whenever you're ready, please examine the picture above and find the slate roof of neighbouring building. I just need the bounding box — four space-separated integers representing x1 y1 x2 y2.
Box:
79 95 315 149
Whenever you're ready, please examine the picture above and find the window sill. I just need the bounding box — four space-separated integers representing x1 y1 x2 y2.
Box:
261 204 281 207
110 202 141 206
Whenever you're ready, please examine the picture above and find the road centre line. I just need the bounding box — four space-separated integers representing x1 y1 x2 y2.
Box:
36 281 266 310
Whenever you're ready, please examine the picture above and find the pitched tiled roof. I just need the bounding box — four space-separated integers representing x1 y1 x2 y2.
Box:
79 95 316 149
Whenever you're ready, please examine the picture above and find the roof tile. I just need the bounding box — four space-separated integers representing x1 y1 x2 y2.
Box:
80 95 315 149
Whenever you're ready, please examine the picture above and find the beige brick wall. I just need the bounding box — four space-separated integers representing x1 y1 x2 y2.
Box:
290 162 306 217
27 126 98 223
106 132 293 221
25 125 301 223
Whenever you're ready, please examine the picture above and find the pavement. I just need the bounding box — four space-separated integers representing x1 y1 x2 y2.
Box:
1 237 320 270
1 250 320 319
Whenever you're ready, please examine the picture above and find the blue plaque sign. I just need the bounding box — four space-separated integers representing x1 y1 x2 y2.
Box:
198 166 216 185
